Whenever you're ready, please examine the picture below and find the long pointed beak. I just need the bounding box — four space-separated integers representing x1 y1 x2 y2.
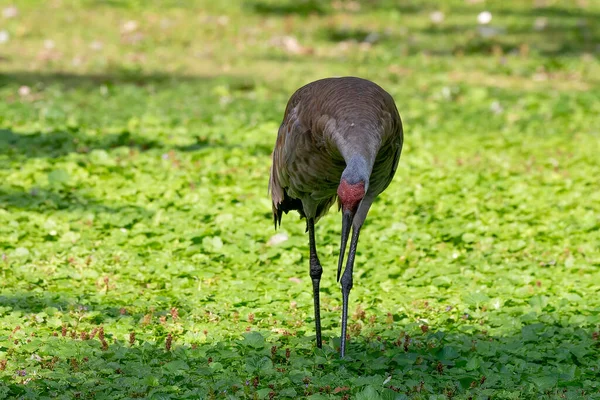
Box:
337 209 354 282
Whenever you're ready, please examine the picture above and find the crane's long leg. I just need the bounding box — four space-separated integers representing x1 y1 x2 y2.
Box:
339 226 361 358
307 218 323 348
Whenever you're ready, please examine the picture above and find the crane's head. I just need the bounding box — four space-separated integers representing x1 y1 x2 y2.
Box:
337 179 365 215
337 155 369 215
336 156 369 281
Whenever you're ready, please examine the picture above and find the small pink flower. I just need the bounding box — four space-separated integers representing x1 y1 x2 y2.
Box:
2 6 18 19
18 86 31 97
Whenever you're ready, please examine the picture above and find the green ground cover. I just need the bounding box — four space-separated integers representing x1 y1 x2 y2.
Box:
1 0 600 398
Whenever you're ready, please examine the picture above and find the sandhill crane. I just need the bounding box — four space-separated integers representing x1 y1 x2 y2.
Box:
269 76 403 357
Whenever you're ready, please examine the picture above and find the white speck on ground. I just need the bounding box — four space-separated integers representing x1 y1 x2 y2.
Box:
430 11 445 24
0 30 9 44
268 232 289 246
122 20 138 32
477 11 492 25
18 86 31 97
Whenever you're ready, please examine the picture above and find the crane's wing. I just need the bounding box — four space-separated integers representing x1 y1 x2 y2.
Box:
269 105 306 228
369 108 403 196
388 120 404 181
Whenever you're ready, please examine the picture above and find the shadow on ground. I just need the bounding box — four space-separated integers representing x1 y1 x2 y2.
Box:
0 293 72 314
0 129 161 160
0 185 151 217
322 23 598 57
0 70 244 90
0 69 257 162
248 0 329 16
250 0 599 57
0 324 596 398
0 128 268 161
0 291 598 398
247 0 422 16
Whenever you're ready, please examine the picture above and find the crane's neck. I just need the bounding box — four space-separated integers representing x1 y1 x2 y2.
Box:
337 155 371 213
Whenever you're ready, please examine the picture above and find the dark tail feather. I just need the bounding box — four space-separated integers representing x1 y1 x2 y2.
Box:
273 191 303 230
273 207 283 230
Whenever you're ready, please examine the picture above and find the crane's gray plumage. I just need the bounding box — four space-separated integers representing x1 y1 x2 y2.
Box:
268 76 404 357
270 77 402 226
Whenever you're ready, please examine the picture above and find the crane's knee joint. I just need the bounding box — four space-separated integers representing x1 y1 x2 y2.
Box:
340 275 353 292
310 266 322 280
310 257 323 279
